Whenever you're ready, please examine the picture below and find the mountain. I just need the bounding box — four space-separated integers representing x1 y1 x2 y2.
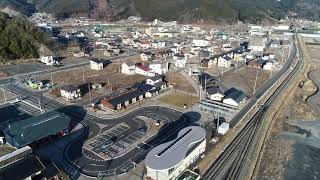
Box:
0 0 319 22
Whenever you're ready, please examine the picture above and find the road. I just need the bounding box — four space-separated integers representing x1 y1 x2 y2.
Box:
202 33 301 180
3 83 190 177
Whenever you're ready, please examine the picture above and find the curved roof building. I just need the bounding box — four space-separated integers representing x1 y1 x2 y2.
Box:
145 126 206 180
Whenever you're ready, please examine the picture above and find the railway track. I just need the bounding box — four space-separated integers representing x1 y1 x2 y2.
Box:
202 33 302 180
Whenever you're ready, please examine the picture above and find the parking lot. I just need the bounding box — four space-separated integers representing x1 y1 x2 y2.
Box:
84 121 149 160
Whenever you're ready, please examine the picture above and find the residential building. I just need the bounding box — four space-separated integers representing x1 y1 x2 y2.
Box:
135 64 155 77
223 88 247 107
201 58 213 68
100 90 144 110
263 61 274 70
206 87 224 101
149 61 169 75
145 126 206 180
146 76 167 91
90 59 104 70
60 85 81 101
121 61 136 75
174 55 187 68
39 56 56 66
217 55 232 68
192 39 209 47
3 111 71 148
140 52 154 61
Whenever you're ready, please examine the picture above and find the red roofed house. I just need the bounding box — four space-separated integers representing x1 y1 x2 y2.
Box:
135 64 155 77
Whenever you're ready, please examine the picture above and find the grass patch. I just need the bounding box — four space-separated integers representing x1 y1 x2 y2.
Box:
158 91 199 108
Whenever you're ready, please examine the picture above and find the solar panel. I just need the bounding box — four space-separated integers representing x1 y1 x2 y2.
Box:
157 128 192 157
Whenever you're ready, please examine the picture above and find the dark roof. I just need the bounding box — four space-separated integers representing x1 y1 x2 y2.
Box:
39 160 60 179
148 75 162 82
3 111 71 148
107 90 145 106
60 85 79 92
221 55 232 61
154 81 166 88
206 87 224 95
132 83 154 92
0 155 44 180
90 58 104 64
224 88 247 103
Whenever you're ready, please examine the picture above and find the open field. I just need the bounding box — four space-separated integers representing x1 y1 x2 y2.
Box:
166 73 197 94
222 66 271 95
158 91 199 108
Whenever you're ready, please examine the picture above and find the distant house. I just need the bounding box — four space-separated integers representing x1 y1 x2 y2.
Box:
223 88 247 107
174 54 187 68
263 61 274 70
233 48 245 61
132 83 160 98
39 56 57 66
121 61 136 75
217 55 232 68
140 52 154 61
90 59 104 70
100 90 145 110
155 49 175 58
135 64 155 77
206 87 224 101
270 39 282 48
60 85 81 101
149 61 169 75
201 59 213 68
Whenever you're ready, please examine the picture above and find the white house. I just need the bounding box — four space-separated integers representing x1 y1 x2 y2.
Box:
135 64 155 77
145 126 206 180
90 59 104 70
192 39 209 47
223 88 247 107
217 55 232 68
140 52 154 61
60 85 81 101
206 87 224 101
121 61 136 75
149 61 169 75
174 56 187 68
146 75 162 85
263 61 274 70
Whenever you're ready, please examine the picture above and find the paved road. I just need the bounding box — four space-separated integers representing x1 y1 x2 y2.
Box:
3 83 189 177
307 70 320 114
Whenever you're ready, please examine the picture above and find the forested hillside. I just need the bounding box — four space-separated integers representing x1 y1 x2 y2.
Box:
0 13 52 63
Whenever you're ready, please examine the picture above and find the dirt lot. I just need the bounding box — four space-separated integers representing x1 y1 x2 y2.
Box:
38 61 146 101
158 91 199 108
222 66 271 95
166 73 197 94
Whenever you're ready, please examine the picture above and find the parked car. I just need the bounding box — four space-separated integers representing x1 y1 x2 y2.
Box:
155 120 161 126
138 126 148 133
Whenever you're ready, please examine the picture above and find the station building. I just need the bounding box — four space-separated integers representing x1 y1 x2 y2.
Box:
145 126 206 180
2 111 71 148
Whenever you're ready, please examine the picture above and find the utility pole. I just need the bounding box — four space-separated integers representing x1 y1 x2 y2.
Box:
253 70 259 94
82 67 85 83
2 85 7 103
50 73 54 90
88 83 92 104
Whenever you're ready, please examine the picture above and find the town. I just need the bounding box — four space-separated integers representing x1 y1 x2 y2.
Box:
0 11 319 180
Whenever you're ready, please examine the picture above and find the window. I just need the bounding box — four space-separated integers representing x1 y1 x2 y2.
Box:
168 167 175 175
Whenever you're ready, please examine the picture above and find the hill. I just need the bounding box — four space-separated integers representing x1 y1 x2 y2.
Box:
0 12 53 63
0 0 319 21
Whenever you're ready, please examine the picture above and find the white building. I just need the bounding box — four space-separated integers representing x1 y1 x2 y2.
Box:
121 61 136 75
206 87 224 101
218 122 230 135
146 75 167 90
192 39 209 47
90 59 104 70
135 64 155 77
217 55 232 68
223 88 247 107
60 85 81 101
145 126 206 180
149 61 169 75
263 61 274 70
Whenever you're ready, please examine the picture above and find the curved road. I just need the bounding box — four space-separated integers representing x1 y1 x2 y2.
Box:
307 69 320 114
